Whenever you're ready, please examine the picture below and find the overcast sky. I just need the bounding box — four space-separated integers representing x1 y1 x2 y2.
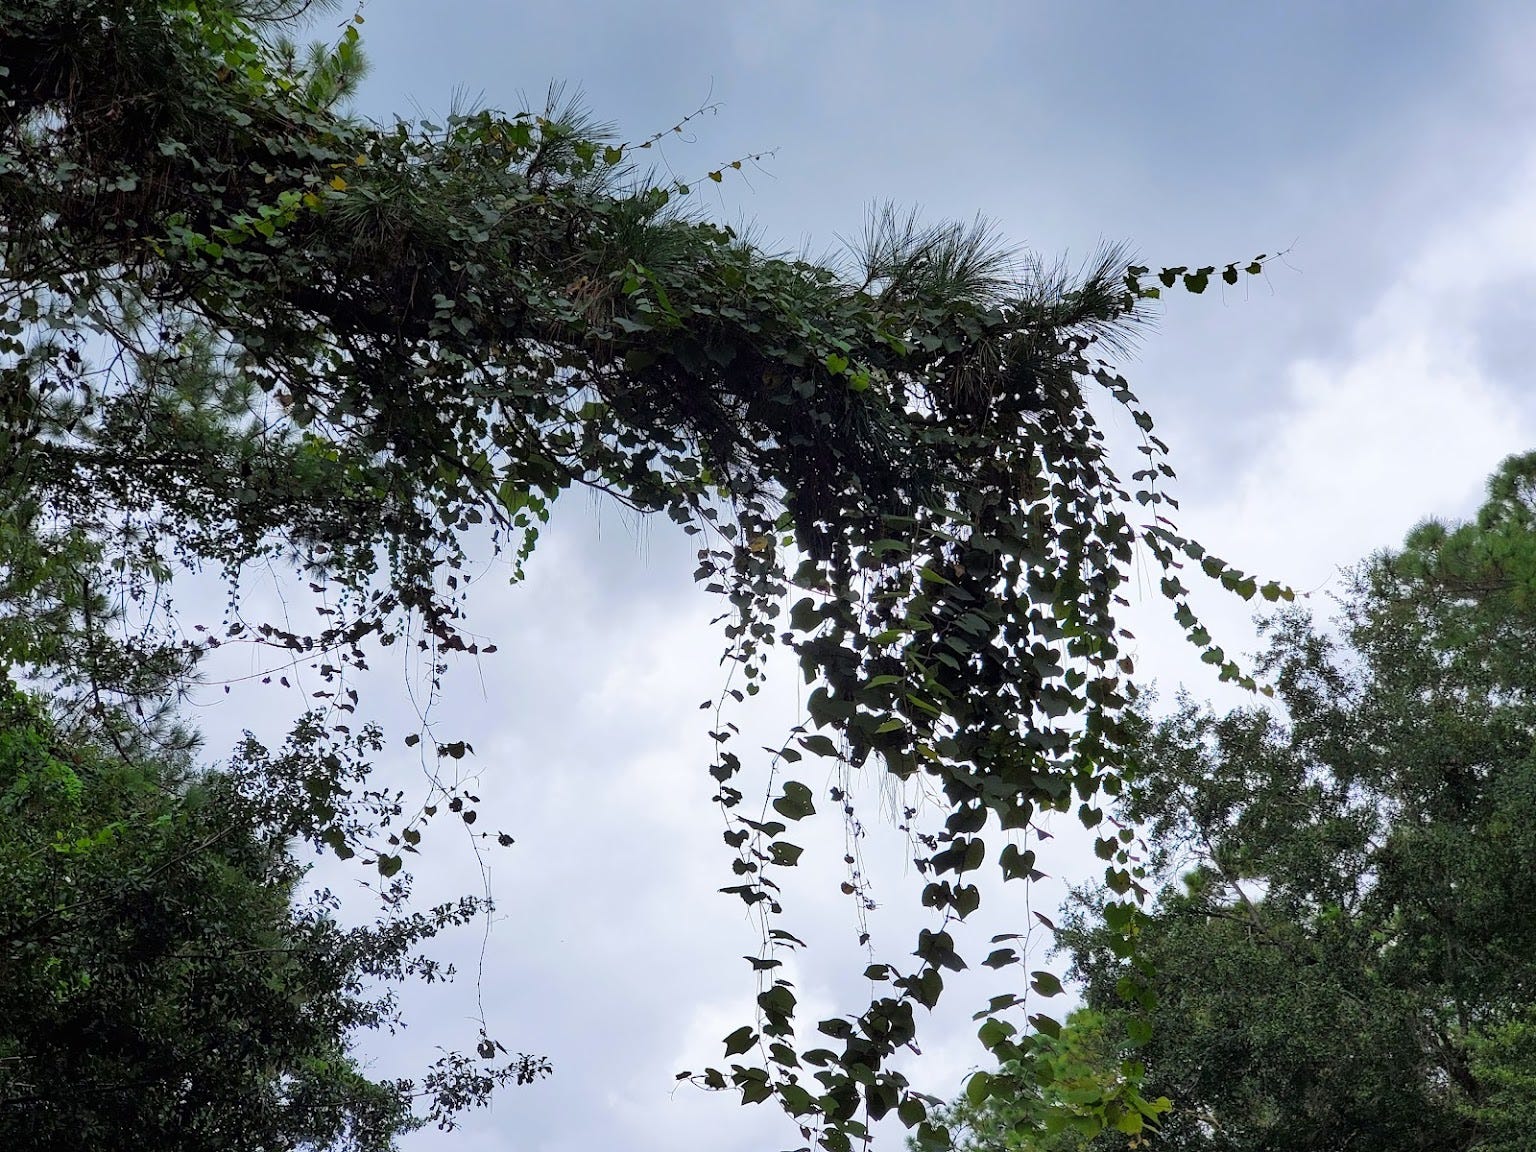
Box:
204 4 1536 1150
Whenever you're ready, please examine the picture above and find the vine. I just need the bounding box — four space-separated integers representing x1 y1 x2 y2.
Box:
0 2 1289 1146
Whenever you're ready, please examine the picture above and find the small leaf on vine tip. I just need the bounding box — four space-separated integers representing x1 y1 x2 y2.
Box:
977 1018 1013 1049
772 780 815 821
797 734 837 757
769 841 803 866
966 1071 992 1105
722 1026 756 1056
1030 970 1064 997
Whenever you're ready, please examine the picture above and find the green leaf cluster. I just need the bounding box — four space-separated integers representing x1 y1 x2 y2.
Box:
915 1010 1167 1151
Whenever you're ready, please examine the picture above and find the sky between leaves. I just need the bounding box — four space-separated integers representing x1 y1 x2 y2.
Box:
185 3 1536 1150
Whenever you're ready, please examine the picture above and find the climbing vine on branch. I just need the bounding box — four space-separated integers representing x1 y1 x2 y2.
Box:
0 1 1286 1147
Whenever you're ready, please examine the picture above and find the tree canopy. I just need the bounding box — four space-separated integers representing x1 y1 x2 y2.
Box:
0 678 550 1149
940 453 1536 1151
1 1 1281 1146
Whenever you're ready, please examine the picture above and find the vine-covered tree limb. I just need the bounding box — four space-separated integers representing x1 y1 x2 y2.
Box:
1 2 1283 1147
